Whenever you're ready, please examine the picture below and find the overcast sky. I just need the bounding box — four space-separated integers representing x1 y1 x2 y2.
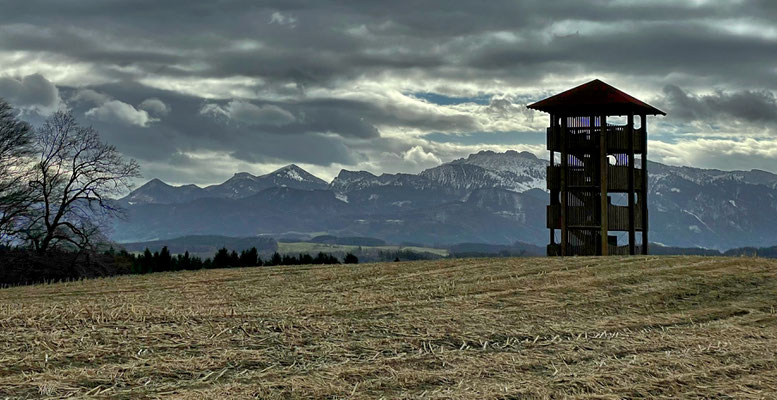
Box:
1 0 776 185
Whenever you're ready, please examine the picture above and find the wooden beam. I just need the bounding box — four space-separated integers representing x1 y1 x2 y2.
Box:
549 114 555 251
641 114 649 255
600 115 608 256
627 113 635 255
560 115 568 256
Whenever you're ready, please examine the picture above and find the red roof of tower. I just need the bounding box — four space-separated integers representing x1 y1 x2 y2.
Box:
527 79 665 116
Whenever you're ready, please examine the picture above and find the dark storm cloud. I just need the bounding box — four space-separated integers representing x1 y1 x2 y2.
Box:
59 83 362 172
0 73 61 114
291 98 478 134
2 0 777 182
197 96 480 139
467 23 777 88
424 131 545 146
2 1 774 88
661 85 777 126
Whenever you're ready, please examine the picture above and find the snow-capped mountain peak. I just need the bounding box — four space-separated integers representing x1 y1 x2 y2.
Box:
271 164 322 183
205 165 328 198
123 165 329 203
454 150 546 179
330 170 379 192
421 150 548 193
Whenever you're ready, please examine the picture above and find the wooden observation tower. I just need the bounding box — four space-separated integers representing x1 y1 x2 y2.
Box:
528 80 665 256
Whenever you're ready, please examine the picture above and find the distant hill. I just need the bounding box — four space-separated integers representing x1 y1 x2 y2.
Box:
114 187 348 243
115 232 777 261
121 179 209 205
723 246 777 258
307 235 387 246
119 235 278 257
644 244 721 256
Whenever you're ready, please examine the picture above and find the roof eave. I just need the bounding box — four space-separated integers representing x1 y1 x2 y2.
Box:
526 104 666 116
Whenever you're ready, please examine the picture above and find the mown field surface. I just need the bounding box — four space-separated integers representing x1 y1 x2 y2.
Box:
1 256 776 398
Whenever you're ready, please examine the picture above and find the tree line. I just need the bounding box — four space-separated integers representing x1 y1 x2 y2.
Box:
116 247 358 275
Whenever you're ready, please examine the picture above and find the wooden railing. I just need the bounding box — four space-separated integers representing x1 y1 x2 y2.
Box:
547 204 643 231
606 204 643 231
546 126 644 153
547 165 643 192
607 165 644 191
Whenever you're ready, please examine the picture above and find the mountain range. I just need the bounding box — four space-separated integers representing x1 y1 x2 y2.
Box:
121 164 329 205
112 150 777 251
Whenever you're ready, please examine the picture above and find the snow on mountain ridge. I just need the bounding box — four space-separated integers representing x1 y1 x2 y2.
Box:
420 150 548 193
452 150 547 190
118 150 777 250
204 164 328 198
330 151 550 194
330 170 380 192
272 164 322 183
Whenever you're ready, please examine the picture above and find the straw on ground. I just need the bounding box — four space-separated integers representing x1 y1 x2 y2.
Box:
1 256 776 398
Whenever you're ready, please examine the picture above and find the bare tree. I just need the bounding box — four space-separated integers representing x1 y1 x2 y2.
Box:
0 99 34 242
23 111 140 252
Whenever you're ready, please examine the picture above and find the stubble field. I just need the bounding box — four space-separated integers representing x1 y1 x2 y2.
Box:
1 256 776 398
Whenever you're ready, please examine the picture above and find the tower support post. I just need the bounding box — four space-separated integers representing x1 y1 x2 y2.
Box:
560 115 568 256
627 113 636 255
641 114 649 255
549 114 555 251
599 115 608 256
